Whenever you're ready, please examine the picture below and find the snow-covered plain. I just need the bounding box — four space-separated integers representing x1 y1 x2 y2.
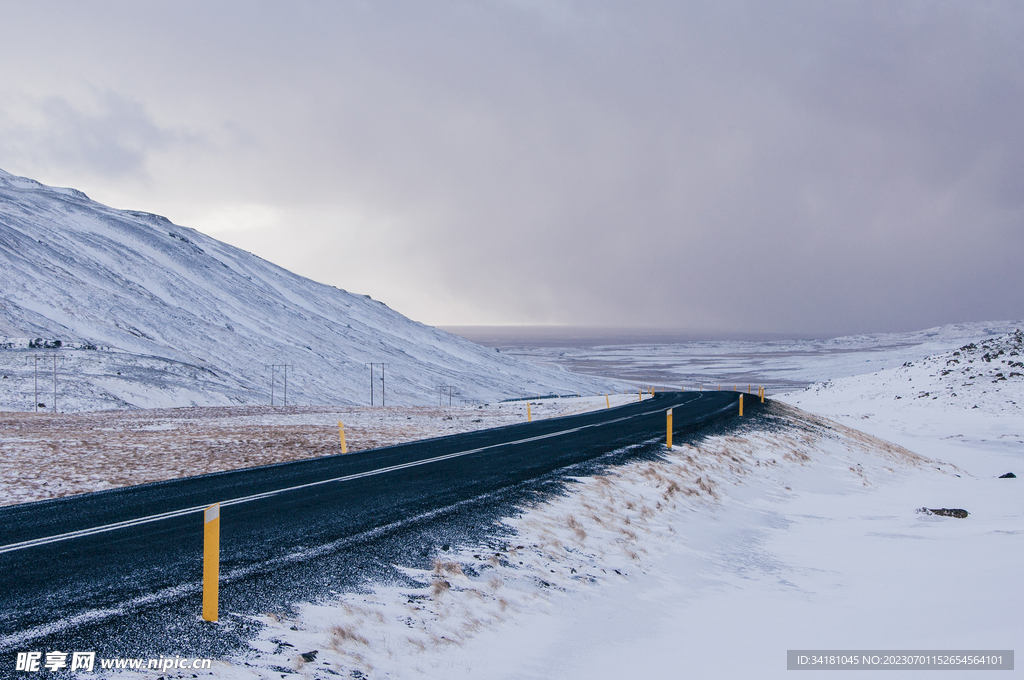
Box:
496 320 1024 391
0 168 622 411
105 329 1018 680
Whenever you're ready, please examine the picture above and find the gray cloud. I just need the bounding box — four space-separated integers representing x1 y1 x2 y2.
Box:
0 91 203 180
0 0 1021 335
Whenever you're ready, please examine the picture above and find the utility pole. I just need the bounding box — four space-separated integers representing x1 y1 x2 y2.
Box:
28 354 65 413
264 364 294 406
367 363 389 406
438 385 459 407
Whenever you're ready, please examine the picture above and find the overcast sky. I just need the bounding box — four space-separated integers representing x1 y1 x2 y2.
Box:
1 1 1021 336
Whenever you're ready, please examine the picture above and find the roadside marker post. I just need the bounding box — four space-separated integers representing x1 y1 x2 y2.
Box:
605 395 610 409
666 408 673 450
748 385 751 394
338 422 348 453
638 390 642 402
527 403 532 422
760 387 765 403
739 394 744 417
202 503 220 622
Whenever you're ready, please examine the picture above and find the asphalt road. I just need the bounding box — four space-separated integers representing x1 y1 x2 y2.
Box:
0 390 754 659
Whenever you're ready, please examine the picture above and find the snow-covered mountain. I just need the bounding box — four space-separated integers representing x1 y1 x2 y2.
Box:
0 169 619 411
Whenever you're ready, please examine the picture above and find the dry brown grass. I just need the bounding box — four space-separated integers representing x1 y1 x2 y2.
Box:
245 401 940 678
432 560 464 577
329 625 369 648
0 403 599 506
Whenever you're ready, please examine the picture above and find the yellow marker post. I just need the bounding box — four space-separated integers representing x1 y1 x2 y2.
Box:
527 403 532 422
638 390 642 402
666 408 673 450
203 503 220 622
605 395 610 409
718 384 721 392
748 384 751 394
760 386 765 403
739 394 744 417
338 421 348 453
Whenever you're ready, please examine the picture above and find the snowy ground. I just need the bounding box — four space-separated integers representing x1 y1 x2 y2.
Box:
22 328 1024 678
494 320 1024 391
181 330 1016 680
781 329 1024 479
0 394 643 507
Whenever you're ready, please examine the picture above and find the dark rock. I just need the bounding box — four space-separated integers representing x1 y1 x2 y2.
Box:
917 507 969 519
999 472 1016 478
300 651 318 662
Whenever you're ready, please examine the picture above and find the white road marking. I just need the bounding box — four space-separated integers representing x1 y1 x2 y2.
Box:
0 395 710 556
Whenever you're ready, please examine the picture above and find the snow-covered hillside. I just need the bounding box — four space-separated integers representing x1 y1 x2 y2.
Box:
781 329 1024 478
0 169 619 411
790 329 1024 412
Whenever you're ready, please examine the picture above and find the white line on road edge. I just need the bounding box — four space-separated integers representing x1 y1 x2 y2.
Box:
1 395 715 556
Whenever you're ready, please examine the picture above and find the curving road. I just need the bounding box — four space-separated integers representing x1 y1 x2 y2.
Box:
0 390 753 656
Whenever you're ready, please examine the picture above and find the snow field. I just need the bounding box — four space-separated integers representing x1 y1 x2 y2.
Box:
781 329 1024 477
167 401 999 680
18 330 1024 679
503 321 1024 391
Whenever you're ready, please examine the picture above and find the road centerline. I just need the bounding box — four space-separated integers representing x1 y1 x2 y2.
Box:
0 394 703 555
